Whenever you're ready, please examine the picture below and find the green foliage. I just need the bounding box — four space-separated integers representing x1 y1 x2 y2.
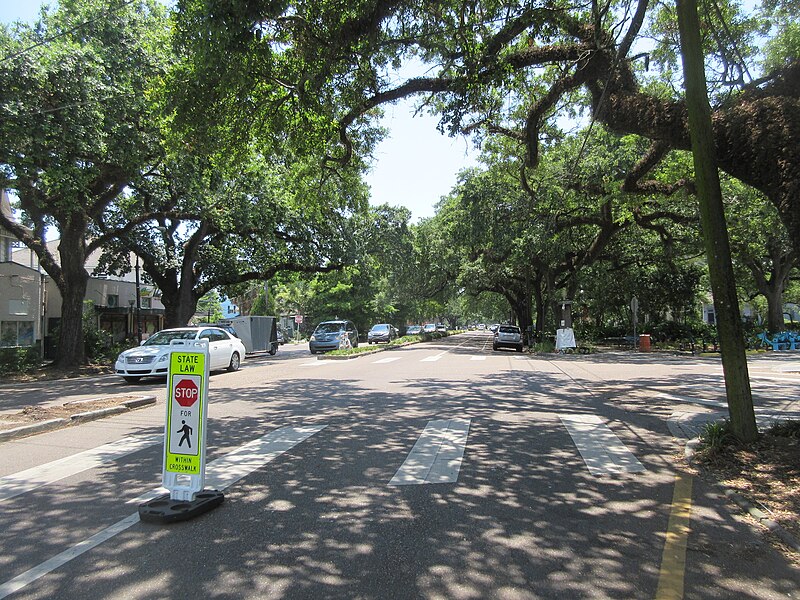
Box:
699 420 737 452
196 290 224 323
0 0 172 366
81 301 128 363
765 420 800 438
0 346 41 376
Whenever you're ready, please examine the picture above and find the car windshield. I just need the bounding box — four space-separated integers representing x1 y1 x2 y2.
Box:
371 324 389 332
499 326 520 333
315 323 344 334
143 330 198 345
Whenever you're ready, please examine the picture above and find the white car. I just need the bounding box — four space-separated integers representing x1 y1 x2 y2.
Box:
115 327 246 383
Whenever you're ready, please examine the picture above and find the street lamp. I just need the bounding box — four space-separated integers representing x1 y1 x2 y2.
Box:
135 255 142 343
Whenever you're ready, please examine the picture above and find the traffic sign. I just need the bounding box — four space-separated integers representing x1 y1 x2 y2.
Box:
174 378 199 407
294 314 304 324
162 342 210 501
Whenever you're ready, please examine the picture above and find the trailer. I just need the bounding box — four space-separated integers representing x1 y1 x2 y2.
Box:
219 316 278 355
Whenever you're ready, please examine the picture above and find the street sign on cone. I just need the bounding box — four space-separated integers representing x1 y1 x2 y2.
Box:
138 339 224 524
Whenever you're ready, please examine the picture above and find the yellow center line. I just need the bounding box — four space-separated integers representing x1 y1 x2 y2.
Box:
656 472 694 600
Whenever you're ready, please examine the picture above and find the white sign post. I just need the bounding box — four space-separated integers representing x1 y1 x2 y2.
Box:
163 339 209 501
139 339 224 523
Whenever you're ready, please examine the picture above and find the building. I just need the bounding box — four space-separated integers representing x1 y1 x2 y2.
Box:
0 193 44 349
1 190 164 353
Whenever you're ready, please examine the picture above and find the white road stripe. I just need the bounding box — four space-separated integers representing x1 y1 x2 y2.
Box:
390 419 471 485
421 353 445 362
470 356 486 361
300 360 334 367
749 374 800 383
373 357 402 364
0 425 326 599
560 414 645 476
656 393 726 408
0 434 162 503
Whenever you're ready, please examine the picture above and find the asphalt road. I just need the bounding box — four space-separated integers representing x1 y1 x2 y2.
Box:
0 332 798 599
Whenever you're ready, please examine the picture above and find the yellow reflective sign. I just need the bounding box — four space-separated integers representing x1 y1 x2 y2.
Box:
165 352 207 475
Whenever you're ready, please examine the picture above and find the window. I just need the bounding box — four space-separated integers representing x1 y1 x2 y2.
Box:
106 294 119 308
140 297 152 309
0 236 12 262
0 321 34 347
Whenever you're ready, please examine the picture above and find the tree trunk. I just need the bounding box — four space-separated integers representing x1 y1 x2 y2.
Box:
161 284 201 328
54 233 90 368
765 286 785 333
532 281 545 340
677 0 758 443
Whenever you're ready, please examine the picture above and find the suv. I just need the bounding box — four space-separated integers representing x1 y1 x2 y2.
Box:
493 325 524 352
309 320 359 353
368 323 398 344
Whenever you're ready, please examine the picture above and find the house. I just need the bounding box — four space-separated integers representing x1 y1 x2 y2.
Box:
1 190 165 353
0 193 44 349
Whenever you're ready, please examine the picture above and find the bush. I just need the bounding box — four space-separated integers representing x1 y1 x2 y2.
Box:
699 419 737 453
766 420 800 439
0 346 41 376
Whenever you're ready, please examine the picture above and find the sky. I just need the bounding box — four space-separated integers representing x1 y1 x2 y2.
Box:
0 2 477 223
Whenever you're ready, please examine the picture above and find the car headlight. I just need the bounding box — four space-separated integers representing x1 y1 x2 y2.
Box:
158 354 168 362
310 335 316 341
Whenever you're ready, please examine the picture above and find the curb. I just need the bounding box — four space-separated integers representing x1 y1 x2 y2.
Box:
684 436 800 553
0 418 68 443
123 396 157 409
317 349 382 360
70 405 130 422
0 396 157 443
316 340 428 361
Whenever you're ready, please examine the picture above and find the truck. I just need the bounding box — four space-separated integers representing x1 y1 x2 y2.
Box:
218 316 278 355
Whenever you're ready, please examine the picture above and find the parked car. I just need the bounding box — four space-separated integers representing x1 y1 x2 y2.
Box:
489 323 500 333
493 324 524 352
309 320 359 353
115 327 246 383
406 325 423 335
423 323 437 334
368 323 399 344
276 327 286 345
436 324 447 332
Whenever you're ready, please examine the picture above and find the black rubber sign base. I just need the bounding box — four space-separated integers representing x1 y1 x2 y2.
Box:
138 490 224 524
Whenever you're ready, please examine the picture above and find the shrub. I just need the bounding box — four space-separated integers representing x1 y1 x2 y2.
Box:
0 346 41 376
766 420 800 439
699 419 737 452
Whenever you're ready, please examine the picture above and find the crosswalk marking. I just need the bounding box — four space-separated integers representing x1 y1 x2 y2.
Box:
390 419 471 485
657 393 726 408
0 425 328 600
129 425 327 504
0 434 162 503
560 414 645 476
421 353 445 362
300 360 334 367
373 357 402 364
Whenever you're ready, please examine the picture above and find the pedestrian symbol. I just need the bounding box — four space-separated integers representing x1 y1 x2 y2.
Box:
177 420 193 448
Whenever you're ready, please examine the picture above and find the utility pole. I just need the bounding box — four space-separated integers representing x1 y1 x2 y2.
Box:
134 255 142 343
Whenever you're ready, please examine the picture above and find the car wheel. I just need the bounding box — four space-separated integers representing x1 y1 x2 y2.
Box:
227 352 241 372
516 345 523 353
310 349 317 355
492 345 498 351
269 345 277 356
123 376 141 384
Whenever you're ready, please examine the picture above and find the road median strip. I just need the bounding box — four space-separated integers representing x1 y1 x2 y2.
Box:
0 396 156 443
